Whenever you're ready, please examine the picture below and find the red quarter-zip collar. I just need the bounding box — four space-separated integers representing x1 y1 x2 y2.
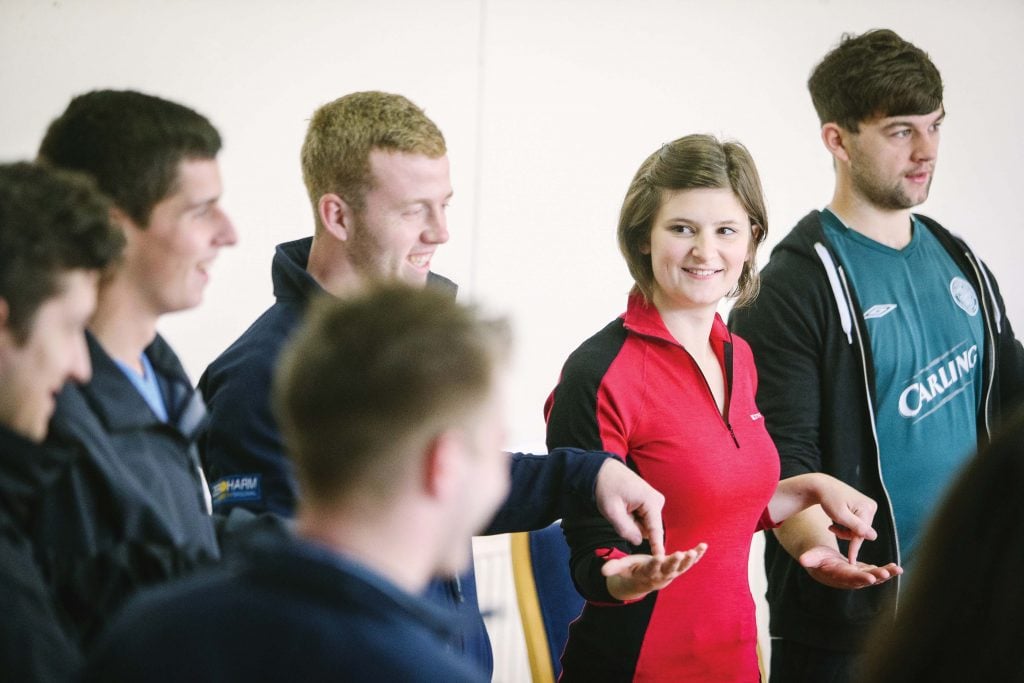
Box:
620 291 732 348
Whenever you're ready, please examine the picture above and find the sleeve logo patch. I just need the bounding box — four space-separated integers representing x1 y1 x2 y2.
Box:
211 474 262 506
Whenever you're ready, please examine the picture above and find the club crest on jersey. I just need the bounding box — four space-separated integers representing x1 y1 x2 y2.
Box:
949 277 978 316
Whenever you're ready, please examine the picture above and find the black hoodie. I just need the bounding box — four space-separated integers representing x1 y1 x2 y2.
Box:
730 210 1024 651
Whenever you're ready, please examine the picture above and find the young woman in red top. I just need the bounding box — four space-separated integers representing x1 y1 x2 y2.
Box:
546 135 894 681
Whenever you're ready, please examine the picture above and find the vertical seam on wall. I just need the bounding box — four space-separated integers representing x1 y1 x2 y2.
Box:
469 0 488 296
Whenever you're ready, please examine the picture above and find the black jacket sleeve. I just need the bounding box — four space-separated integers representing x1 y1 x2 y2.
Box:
983 260 1024 418
544 354 638 603
0 532 82 681
729 252 833 479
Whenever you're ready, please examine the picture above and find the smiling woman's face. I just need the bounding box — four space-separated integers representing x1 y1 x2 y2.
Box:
643 187 753 316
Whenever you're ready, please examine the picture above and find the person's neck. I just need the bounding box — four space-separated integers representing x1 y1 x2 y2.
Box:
294 500 435 594
828 186 913 250
306 233 365 298
652 294 716 357
88 280 159 373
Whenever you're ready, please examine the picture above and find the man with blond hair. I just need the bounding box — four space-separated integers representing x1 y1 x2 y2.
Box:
200 91 666 673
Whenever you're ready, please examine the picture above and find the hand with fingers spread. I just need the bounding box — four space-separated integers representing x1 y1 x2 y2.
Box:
798 545 902 589
602 543 708 602
773 501 903 591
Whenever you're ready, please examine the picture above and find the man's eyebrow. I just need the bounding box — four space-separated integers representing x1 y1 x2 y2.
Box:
186 196 219 210
881 111 946 130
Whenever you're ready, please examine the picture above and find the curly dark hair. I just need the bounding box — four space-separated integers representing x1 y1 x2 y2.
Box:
0 162 124 341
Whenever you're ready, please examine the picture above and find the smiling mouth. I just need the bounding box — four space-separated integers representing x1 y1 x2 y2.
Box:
409 254 432 269
683 267 722 277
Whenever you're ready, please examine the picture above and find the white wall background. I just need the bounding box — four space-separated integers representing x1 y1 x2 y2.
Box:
3 0 1020 448
3 0 1023 678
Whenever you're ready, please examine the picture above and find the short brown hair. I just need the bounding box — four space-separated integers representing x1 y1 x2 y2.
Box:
809 29 943 132
273 284 510 506
300 91 446 230
618 134 768 308
38 89 222 227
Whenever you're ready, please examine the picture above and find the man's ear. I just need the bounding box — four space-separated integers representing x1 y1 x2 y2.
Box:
821 123 852 164
108 206 144 256
108 205 138 231
317 193 356 242
422 429 464 501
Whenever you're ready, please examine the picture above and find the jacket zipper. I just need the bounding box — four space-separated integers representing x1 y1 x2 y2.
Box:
690 341 740 448
962 251 996 441
723 340 739 448
835 265 902 610
635 328 740 448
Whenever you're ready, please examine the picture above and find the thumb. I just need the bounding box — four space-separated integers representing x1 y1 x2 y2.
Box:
600 555 639 577
797 546 835 569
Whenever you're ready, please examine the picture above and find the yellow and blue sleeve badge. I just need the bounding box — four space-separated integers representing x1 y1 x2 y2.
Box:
210 474 262 507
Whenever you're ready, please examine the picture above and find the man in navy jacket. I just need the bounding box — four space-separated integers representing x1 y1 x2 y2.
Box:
88 285 523 681
199 91 666 673
33 90 238 649
0 162 123 679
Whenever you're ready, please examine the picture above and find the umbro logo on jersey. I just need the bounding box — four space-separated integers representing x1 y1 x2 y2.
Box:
863 304 897 320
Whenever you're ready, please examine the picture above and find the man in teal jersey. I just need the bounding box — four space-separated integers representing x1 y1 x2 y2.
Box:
730 29 1024 683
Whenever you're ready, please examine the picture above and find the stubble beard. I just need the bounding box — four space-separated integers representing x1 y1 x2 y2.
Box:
346 216 393 285
851 161 933 211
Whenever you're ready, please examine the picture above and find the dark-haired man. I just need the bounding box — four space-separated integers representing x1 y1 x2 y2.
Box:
0 162 123 679
199 90 667 673
31 90 238 648
730 29 1024 682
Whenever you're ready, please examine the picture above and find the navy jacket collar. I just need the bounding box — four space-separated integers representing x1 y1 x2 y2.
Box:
76 331 207 439
247 533 462 644
271 236 459 306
